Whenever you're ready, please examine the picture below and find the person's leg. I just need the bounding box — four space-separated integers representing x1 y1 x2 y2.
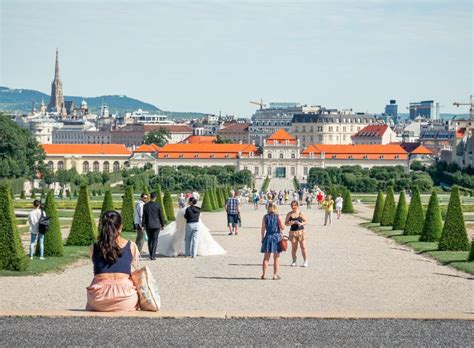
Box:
38 234 44 258
300 240 308 263
233 219 238 235
146 229 153 259
151 228 159 259
184 223 192 257
135 226 144 253
328 212 332 226
262 253 271 278
227 215 233 235
29 233 37 258
291 240 298 266
324 211 329 225
273 253 280 278
190 224 199 257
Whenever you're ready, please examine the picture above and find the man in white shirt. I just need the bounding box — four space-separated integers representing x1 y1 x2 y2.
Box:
134 193 148 253
28 199 44 260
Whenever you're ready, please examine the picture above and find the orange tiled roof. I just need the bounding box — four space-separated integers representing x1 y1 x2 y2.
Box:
157 143 257 159
182 135 217 144
410 145 432 155
134 144 161 153
302 144 408 160
42 144 132 155
266 129 297 144
352 124 389 138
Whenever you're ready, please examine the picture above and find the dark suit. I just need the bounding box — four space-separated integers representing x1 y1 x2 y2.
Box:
142 201 165 259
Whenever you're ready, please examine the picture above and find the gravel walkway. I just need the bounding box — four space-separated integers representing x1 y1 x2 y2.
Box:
2 203 473 315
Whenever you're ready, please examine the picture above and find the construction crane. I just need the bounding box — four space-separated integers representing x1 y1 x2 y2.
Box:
250 98 265 110
453 95 474 120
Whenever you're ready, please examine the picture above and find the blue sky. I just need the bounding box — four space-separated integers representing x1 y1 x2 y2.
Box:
1 0 472 117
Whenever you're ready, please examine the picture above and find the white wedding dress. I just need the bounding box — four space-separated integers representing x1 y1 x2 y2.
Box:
157 208 226 257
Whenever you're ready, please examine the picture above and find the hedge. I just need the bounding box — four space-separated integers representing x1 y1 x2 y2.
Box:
404 186 424 236
380 186 396 226
372 191 385 223
39 190 64 256
419 191 443 242
163 190 175 221
121 186 135 233
201 190 213 212
392 191 408 230
98 190 114 230
438 187 470 251
66 185 97 246
342 190 354 214
155 185 168 225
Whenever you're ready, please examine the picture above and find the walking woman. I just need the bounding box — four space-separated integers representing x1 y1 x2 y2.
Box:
285 201 308 267
86 211 139 312
323 194 334 226
260 202 285 280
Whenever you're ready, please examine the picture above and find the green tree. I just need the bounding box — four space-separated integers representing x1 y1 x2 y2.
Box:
98 190 114 230
438 187 470 251
121 186 135 233
163 190 175 221
0 183 29 271
40 190 64 256
155 185 168 225
20 190 26 199
73 189 78 198
59 189 64 199
144 128 170 147
380 186 396 226
30 188 36 199
142 184 150 196
342 190 354 213
66 185 97 246
217 187 226 208
419 191 443 242
404 186 424 235
372 191 385 223
40 188 45 200
201 190 213 212
392 191 408 230
210 187 218 211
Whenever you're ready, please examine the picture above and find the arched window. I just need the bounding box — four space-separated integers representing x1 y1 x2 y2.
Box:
291 153 296 159
113 161 120 172
93 161 100 172
279 153 284 159
57 161 64 170
103 161 110 173
47 161 54 171
83 161 89 173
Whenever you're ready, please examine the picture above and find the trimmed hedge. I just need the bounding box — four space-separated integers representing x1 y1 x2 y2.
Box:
155 185 168 225
342 190 354 213
404 186 424 236
66 185 97 246
20 190 26 199
380 186 396 226
121 186 135 233
98 190 114 230
40 190 64 256
201 190 213 212
163 190 175 221
420 191 443 242
438 187 470 251
469 240 474 262
0 183 29 271
372 191 385 223
392 191 408 230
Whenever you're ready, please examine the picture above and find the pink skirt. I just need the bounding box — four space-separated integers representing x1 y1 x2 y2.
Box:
86 277 139 312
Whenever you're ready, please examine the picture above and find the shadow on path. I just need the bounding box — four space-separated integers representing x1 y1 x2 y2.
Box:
196 276 260 280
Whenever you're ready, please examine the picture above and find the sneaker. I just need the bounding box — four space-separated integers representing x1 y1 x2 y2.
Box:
40 257 45 260
303 261 308 268
291 260 297 267
30 256 33 260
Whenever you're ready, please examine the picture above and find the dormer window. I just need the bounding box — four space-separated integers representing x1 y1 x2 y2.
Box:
194 154 199 158
379 155 384 159
332 155 337 159
348 155 353 159
179 154 184 158
395 155 399 159
164 154 169 158
363 155 368 160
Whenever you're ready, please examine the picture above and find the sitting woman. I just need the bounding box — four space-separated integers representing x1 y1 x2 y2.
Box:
86 211 139 312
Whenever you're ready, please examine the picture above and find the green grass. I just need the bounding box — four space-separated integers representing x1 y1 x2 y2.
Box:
363 222 474 275
0 245 89 277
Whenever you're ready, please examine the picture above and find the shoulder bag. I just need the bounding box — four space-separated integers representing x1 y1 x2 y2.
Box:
131 259 161 311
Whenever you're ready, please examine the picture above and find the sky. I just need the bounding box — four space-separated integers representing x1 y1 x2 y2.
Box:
1 0 472 117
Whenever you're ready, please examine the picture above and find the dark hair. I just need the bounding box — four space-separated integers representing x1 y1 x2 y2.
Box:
141 193 148 199
97 211 123 264
189 197 197 205
291 200 299 207
150 192 157 200
33 199 41 208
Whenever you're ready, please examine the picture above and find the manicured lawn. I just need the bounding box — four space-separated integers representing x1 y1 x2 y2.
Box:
0 245 89 277
362 222 474 275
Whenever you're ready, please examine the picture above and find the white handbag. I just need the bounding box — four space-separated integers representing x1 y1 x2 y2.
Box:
131 262 161 311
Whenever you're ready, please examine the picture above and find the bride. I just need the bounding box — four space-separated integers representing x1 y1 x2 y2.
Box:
157 208 226 257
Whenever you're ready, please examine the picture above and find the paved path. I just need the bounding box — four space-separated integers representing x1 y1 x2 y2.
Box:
1 317 472 346
1 203 473 316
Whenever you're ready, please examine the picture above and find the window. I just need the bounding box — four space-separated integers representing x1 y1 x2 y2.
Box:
58 161 64 170
83 161 89 173
291 153 296 159
303 167 308 175
93 161 100 172
179 154 184 158
210 154 215 158
348 155 353 159
279 153 284 159
291 167 296 176
268 152 272 159
379 155 384 159
254 166 259 175
332 155 337 159
48 161 54 171
164 154 169 158
194 154 199 158
329 126 333 132
363 155 368 160
225 154 230 158
103 161 109 172
113 161 120 172
395 155 400 159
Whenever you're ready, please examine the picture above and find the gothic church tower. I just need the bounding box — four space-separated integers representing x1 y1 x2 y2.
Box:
47 49 66 117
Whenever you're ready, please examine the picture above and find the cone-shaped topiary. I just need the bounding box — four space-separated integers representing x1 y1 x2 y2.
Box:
30 188 36 199
380 187 396 226
404 186 424 235
342 189 354 213
20 190 26 199
209 187 218 211
98 190 114 230
201 190 213 212
73 189 78 198
66 185 97 246
420 190 443 242
98 189 102 196
163 190 175 221
438 187 470 251
142 185 150 196
40 190 64 256
372 191 385 223
66 189 71 199
121 186 135 233
59 189 64 199
468 240 474 261
392 191 408 231
40 188 45 200
92 189 96 197
218 188 225 208
155 185 168 225
0 184 29 271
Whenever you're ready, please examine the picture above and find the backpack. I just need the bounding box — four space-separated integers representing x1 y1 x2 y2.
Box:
38 209 50 235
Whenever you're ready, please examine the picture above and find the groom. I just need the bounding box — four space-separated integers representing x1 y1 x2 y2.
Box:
142 192 165 260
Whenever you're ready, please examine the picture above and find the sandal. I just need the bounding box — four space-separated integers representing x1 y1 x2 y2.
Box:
272 275 281 280
260 275 265 280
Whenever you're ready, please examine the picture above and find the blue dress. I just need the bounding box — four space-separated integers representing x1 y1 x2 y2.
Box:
260 214 282 253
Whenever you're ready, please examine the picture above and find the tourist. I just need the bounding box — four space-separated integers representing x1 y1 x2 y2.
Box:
28 199 44 260
284 190 289 204
298 189 304 203
316 191 324 209
225 190 240 236
252 190 260 210
285 201 308 267
305 193 312 209
178 193 186 209
133 193 148 253
260 202 285 280
86 211 139 312
335 194 344 220
184 197 201 257
142 191 166 260
278 191 284 205
323 194 334 226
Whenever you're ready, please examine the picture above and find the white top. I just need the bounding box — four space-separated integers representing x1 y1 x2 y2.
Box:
133 200 145 225
28 208 42 234
335 197 344 208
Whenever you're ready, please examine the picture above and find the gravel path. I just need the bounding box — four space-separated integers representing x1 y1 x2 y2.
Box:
2 203 473 315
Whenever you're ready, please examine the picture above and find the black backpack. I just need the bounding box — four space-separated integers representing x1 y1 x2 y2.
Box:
38 209 50 235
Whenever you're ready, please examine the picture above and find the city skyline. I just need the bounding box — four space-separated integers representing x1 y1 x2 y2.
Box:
1 0 472 117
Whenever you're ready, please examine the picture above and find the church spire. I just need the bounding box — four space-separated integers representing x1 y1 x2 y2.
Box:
54 48 60 79
47 48 66 117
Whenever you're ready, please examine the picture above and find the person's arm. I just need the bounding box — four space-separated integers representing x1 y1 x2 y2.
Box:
285 212 292 226
299 212 308 226
88 245 94 259
237 200 240 213
261 217 266 241
131 242 139 269
142 205 147 228
278 215 285 232
158 204 165 230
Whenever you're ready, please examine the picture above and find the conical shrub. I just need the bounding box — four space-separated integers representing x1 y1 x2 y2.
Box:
142 185 150 196
438 187 470 251
420 191 443 242
201 190 213 212
40 190 64 256
380 187 396 226
20 190 26 199
372 191 385 223
73 189 78 198
121 186 135 233
0 184 28 271
98 190 114 230
392 191 408 230
209 187 218 211
163 190 175 221
404 186 424 235
155 185 168 225
30 189 36 199
468 240 474 262
66 185 97 246
342 190 354 213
